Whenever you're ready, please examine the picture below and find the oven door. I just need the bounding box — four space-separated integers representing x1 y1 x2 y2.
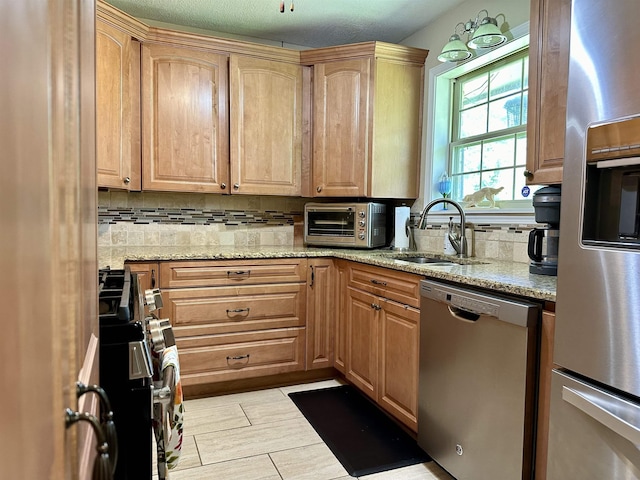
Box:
304 207 356 246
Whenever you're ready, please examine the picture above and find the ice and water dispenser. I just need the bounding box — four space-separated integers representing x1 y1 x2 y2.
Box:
583 116 640 248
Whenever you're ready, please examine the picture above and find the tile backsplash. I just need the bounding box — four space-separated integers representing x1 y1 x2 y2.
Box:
98 191 306 249
98 191 536 264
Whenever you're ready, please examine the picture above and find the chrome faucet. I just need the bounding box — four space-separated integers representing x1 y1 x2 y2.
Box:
417 198 468 258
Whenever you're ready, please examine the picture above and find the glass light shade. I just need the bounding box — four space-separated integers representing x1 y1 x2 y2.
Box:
437 34 472 62
467 17 507 49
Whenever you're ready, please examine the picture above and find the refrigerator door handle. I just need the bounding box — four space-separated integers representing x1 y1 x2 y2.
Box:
562 385 640 445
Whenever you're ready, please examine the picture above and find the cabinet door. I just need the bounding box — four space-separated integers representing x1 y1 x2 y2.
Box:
141 45 229 193
535 309 555 480
96 20 141 190
306 259 335 370
334 260 349 373
379 299 419 431
312 58 370 197
230 55 302 195
526 0 571 185
346 287 378 400
127 262 159 292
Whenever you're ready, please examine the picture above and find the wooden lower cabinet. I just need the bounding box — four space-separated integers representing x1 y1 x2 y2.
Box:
344 261 421 431
306 259 335 370
177 327 305 385
535 308 556 480
378 298 419 431
334 260 349 374
127 261 159 292
157 258 308 387
346 287 379 399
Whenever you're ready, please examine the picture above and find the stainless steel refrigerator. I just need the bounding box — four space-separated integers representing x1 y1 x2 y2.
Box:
549 0 640 478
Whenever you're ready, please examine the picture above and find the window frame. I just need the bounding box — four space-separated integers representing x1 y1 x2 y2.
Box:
421 22 532 225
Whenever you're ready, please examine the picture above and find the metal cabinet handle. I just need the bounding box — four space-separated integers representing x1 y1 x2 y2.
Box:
316 186 323 193
76 383 118 474
226 307 250 315
370 279 387 286
523 170 533 179
65 408 113 480
562 385 640 445
150 268 156 289
221 182 226 189
233 183 240 190
123 176 131 184
227 270 251 278
226 354 250 367
370 303 382 310
310 265 315 287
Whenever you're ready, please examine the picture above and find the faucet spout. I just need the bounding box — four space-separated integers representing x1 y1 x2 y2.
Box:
417 198 468 258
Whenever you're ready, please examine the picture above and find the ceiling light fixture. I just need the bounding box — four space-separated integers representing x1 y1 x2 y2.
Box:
437 10 507 63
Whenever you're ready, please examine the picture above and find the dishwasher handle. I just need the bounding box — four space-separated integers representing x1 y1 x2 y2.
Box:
448 305 480 323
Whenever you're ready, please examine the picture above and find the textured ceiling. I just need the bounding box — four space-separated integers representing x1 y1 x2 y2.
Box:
106 0 466 48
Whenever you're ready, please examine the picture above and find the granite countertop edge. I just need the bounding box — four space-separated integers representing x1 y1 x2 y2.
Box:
101 246 556 302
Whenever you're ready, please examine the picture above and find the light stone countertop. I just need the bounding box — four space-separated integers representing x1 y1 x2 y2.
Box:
100 245 556 302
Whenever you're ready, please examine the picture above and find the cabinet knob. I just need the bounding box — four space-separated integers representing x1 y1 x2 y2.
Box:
316 186 323 193
221 183 226 190
523 170 533 179
234 183 240 190
123 176 131 184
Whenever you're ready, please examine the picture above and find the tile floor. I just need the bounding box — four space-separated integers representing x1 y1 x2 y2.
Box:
156 379 454 480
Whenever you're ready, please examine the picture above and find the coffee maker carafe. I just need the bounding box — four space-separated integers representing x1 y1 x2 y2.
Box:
528 186 561 275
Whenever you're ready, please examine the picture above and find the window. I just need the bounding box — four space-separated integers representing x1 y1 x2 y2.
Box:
425 25 534 221
449 51 530 203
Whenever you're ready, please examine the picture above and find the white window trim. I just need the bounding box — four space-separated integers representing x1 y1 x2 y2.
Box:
421 22 532 225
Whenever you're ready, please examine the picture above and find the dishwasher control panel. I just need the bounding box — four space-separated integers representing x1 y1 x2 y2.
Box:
420 280 539 327
422 283 499 317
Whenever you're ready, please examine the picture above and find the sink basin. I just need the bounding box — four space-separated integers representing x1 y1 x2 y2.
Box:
393 256 455 265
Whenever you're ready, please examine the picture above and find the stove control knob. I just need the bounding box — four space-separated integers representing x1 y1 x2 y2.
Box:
145 288 164 312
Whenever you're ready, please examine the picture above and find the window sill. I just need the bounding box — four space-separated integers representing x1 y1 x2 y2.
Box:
419 207 536 226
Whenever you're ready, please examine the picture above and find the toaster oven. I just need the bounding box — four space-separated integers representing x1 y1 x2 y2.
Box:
304 202 387 248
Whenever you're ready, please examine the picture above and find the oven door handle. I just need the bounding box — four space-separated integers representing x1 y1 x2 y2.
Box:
562 385 640 445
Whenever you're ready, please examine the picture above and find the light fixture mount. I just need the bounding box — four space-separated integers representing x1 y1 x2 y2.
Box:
437 9 507 63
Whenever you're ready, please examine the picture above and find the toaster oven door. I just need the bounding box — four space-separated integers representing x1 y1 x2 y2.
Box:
305 208 356 246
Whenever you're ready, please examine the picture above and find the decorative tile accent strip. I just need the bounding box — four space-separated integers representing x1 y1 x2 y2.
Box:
98 206 301 227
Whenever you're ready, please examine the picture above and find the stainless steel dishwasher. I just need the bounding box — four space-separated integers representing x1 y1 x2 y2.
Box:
417 280 539 480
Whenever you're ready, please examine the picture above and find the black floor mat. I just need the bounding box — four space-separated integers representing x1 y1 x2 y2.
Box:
289 385 431 477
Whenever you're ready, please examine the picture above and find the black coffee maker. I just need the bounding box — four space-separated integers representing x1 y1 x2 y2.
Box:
528 186 561 275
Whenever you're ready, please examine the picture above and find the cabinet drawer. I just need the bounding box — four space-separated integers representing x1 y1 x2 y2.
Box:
348 263 421 308
165 284 306 335
176 327 305 386
160 259 306 288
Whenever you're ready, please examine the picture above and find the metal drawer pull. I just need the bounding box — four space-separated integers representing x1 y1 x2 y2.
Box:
370 303 382 310
65 408 113 480
370 279 387 286
227 270 251 277
227 354 250 360
226 307 250 315
226 354 250 366
76 382 118 475
562 385 640 445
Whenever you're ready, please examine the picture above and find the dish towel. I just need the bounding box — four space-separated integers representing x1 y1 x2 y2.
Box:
154 344 184 472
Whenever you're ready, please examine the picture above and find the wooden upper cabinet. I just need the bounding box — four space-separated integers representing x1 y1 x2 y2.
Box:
312 58 370 197
96 20 141 190
302 43 428 198
230 55 304 195
141 44 229 193
526 0 571 185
